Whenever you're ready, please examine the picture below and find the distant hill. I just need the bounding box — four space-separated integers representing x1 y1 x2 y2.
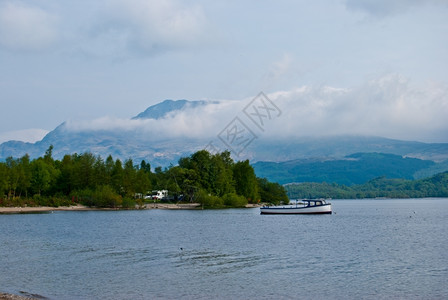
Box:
251 136 448 163
284 171 448 199
1 99 448 170
253 153 441 185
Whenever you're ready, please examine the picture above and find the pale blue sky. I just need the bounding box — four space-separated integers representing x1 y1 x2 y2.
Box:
1 0 447 143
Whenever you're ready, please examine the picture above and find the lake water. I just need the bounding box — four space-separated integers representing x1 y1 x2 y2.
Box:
1 199 448 299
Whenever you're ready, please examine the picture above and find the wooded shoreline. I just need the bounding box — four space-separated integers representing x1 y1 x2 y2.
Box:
1 148 288 209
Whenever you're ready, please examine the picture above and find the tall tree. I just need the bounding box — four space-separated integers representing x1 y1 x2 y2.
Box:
57 154 74 195
233 160 259 203
122 159 136 197
18 154 32 197
70 153 96 190
5 157 20 198
140 160 151 174
190 150 212 192
43 145 54 165
30 159 59 196
209 153 235 196
0 162 8 198
93 156 108 187
111 159 123 194
134 168 151 196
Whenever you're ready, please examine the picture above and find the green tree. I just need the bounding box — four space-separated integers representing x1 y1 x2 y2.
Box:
30 159 59 196
178 168 200 202
233 160 259 203
92 156 108 188
105 155 115 176
72 153 96 190
134 168 151 196
258 177 288 205
18 154 32 198
189 150 212 191
140 160 151 174
122 159 136 197
111 159 124 194
0 162 8 198
5 157 20 198
209 153 235 197
43 145 54 164
56 154 74 195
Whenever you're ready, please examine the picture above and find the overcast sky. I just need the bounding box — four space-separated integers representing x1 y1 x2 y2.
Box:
1 0 447 144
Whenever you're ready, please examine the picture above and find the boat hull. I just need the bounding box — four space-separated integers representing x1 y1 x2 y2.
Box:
260 204 332 215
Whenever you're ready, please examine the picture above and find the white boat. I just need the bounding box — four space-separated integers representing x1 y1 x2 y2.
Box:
260 199 332 215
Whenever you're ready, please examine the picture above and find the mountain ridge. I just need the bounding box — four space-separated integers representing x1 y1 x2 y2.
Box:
1 100 448 170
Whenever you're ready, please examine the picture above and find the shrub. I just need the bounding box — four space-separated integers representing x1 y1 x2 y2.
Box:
93 185 122 208
223 193 247 207
73 185 122 208
121 197 136 209
196 189 223 208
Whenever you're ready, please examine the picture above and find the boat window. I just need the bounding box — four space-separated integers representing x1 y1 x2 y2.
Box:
316 201 322 205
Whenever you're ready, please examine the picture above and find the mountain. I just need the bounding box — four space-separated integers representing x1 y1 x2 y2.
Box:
250 136 448 162
1 99 448 174
0 122 205 167
0 100 214 166
132 99 215 120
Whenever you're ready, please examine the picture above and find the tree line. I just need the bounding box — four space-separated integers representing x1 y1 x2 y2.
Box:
285 171 448 199
0 146 288 208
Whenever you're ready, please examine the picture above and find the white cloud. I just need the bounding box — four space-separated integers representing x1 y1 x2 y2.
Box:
64 100 241 139
0 2 58 51
0 128 49 144
82 0 206 58
345 0 448 17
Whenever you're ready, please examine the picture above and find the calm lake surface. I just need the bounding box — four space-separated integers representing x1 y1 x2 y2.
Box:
1 199 447 299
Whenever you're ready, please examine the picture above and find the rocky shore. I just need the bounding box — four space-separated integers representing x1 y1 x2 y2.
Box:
0 203 201 213
0 204 116 213
0 203 261 213
0 293 27 300
0 292 44 300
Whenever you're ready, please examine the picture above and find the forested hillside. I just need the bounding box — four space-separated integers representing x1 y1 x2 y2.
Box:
285 171 448 199
253 153 439 185
0 146 288 208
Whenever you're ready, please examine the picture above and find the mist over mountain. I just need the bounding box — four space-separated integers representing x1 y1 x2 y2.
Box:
1 99 448 173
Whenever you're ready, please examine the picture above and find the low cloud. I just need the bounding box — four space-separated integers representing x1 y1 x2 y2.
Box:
0 128 49 144
64 101 241 139
0 2 58 51
62 74 448 143
266 74 448 142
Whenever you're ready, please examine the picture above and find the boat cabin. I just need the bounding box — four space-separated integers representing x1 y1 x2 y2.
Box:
302 199 327 206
